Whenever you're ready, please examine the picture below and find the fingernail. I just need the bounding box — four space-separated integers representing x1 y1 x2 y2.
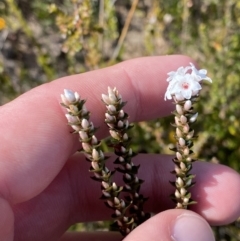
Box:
172 214 215 241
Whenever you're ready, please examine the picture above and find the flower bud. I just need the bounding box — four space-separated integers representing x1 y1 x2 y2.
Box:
61 94 70 105
180 187 187 196
176 152 182 161
186 157 191 162
91 135 98 145
81 104 88 115
135 193 139 199
184 100 192 111
180 162 186 170
175 189 181 198
102 181 110 189
176 104 183 114
117 120 124 128
118 110 125 118
176 128 182 137
183 147 190 155
107 200 113 207
92 149 99 160
114 197 120 205
79 131 88 141
134 176 139 183
109 94 117 103
107 105 116 113
112 182 118 191
82 142 92 152
175 166 181 174
125 173 132 180
176 177 184 187
108 86 115 96
115 210 122 217
180 115 187 124
81 119 89 129
65 114 78 123
105 113 115 122
187 130 194 139
102 190 111 197
183 124 190 133
119 157 124 162
110 130 120 140
126 163 132 170
186 178 192 186
179 137 185 146
175 116 180 125
123 133 128 141
121 200 126 208
72 125 81 131
121 146 126 153
91 161 99 170
102 94 111 105
177 203 183 208
63 89 76 103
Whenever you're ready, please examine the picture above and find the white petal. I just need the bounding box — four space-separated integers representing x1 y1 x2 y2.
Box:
182 89 192 99
199 69 207 75
175 92 185 101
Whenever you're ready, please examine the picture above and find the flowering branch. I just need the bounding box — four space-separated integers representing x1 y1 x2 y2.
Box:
61 89 133 236
165 63 212 209
102 87 150 228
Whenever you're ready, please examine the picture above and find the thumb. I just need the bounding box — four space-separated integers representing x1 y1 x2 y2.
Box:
123 209 215 241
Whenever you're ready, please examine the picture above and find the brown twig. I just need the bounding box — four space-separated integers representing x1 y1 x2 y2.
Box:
111 0 139 60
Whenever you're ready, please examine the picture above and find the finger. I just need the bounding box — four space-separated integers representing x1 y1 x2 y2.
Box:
13 154 240 241
0 197 14 241
0 55 193 204
123 209 215 241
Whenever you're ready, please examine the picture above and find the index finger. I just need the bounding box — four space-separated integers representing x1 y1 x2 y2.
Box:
0 55 193 204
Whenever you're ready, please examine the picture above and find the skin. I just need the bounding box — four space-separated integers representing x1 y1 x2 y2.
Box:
0 55 239 241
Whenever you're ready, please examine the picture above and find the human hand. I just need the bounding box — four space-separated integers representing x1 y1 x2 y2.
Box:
0 56 239 241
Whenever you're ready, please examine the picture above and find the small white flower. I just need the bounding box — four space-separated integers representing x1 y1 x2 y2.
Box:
165 74 202 101
165 63 212 101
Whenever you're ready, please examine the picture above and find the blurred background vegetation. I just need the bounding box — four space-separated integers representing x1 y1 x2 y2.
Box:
0 0 240 240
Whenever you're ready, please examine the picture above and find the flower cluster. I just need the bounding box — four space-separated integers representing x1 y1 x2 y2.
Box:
165 63 212 101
